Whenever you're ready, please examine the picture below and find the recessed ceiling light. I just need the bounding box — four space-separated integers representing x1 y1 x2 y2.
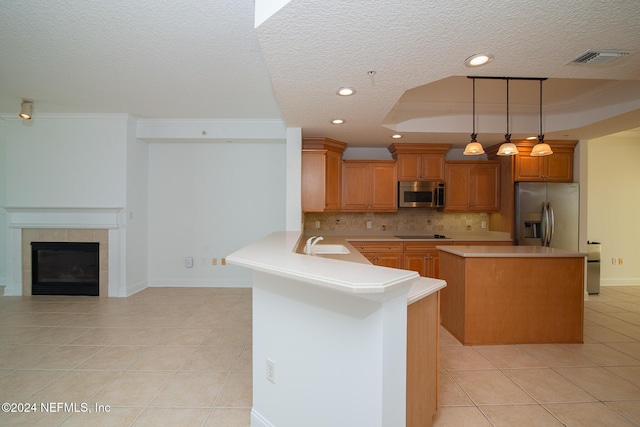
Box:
337 87 355 96
465 53 494 67
331 119 345 124
391 134 402 139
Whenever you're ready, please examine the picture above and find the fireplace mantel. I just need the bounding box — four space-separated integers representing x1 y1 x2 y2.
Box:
6 207 122 229
3 207 126 297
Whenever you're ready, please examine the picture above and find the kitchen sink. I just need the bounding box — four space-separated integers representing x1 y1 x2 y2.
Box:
310 244 351 255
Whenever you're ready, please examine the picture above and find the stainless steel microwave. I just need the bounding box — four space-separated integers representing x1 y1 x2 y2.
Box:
398 181 445 208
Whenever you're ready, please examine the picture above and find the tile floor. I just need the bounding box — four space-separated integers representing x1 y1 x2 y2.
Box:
435 286 640 426
0 286 638 426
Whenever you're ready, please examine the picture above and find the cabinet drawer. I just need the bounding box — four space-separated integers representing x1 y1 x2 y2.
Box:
404 241 453 253
349 241 403 253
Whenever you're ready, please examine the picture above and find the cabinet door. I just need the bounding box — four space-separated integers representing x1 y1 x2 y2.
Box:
397 154 421 181
341 162 369 210
301 150 326 212
370 163 397 210
325 150 342 209
472 163 500 211
421 154 445 181
444 163 471 210
404 253 429 277
544 152 573 182
515 155 543 181
376 253 403 268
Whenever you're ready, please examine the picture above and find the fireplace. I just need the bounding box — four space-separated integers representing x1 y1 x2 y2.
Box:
31 242 100 296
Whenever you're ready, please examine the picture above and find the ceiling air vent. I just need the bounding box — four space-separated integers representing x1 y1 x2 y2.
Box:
571 50 634 64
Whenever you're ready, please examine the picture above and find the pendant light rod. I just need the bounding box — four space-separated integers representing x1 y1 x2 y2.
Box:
471 77 477 141
538 79 544 142
505 79 511 142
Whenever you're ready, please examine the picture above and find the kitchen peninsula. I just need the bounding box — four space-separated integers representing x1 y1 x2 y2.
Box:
438 245 586 345
227 232 446 427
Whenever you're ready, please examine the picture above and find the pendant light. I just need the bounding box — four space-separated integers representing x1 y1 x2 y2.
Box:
19 99 34 120
531 79 553 156
463 78 484 155
497 79 518 156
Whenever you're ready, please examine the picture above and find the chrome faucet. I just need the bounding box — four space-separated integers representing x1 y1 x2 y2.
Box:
304 236 324 254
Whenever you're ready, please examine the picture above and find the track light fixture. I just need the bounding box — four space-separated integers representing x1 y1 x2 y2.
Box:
19 99 34 120
463 78 484 155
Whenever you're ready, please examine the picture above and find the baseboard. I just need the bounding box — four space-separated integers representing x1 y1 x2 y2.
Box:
601 279 640 287
250 409 274 427
148 279 252 288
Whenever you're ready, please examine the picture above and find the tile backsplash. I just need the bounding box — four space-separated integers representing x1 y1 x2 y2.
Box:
304 210 489 234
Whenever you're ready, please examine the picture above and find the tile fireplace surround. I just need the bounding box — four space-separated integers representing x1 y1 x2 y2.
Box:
21 228 109 297
4 208 124 297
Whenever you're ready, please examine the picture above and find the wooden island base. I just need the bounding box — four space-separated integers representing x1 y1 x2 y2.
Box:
439 248 585 345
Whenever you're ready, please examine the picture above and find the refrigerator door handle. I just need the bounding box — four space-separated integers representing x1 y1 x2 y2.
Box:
548 204 555 247
541 203 548 246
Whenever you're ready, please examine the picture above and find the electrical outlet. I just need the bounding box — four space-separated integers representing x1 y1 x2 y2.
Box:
266 359 275 384
619 258 624 265
185 257 193 268
366 221 372 229
612 258 617 265
481 221 487 229
315 220 321 229
212 258 217 266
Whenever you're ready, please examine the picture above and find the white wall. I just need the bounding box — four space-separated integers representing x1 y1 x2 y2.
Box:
147 140 286 287
588 132 640 286
0 122 7 286
3 115 128 208
125 121 149 295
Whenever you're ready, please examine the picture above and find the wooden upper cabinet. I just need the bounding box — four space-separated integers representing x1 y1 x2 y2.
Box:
444 161 500 212
301 138 347 212
341 160 397 211
388 143 452 181
510 141 576 182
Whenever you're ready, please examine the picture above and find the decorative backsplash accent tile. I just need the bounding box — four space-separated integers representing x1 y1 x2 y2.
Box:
304 210 489 233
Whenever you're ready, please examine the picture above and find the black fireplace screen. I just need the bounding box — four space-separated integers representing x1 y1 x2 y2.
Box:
31 242 99 296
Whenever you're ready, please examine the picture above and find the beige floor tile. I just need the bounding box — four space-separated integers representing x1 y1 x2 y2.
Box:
544 402 637 427
128 345 196 371
91 371 173 406
215 371 252 408
0 409 70 427
562 343 640 366
504 368 597 403
31 345 103 369
151 371 229 407
66 327 127 345
234 346 252 372
110 327 168 345
583 325 638 342
0 370 66 401
75 345 148 370
155 327 211 346
182 346 244 371
474 345 546 369
30 370 118 402
60 406 144 426
555 367 640 401
605 366 640 388
131 407 210 427
518 344 596 367
432 406 492 426
606 342 640 360
606 401 640 425
202 327 251 348
0 326 56 344
449 369 535 405
438 370 473 406
205 408 251 427
439 346 494 370
0 344 58 369
606 324 640 341
479 404 564 426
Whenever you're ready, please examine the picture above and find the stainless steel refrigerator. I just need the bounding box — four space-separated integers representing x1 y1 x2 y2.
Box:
514 182 579 251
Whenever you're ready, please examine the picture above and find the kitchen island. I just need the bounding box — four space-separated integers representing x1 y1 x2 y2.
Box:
438 245 586 345
227 232 445 427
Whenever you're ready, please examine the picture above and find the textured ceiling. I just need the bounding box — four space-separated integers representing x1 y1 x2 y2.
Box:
1 0 640 147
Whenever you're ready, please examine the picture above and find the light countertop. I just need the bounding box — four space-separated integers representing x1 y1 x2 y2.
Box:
227 232 445 303
438 245 586 258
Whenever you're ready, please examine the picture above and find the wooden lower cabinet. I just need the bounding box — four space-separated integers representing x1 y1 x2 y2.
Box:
403 242 453 278
407 291 440 427
350 241 403 268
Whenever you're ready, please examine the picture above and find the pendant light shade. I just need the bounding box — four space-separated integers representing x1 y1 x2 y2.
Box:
464 78 484 155
497 79 518 156
530 79 553 157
